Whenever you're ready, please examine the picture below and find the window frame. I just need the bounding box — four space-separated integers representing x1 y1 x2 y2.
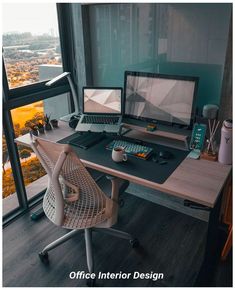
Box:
2 3 74 224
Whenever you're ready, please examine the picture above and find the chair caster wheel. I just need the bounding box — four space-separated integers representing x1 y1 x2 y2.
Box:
86 278 96 287
39 252 49 264
130 238 139 248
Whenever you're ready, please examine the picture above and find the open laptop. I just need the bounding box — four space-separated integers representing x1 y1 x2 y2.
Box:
75 87 123 133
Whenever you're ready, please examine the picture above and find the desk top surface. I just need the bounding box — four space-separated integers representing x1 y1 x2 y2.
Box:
15 122 231 208
60 133 188 185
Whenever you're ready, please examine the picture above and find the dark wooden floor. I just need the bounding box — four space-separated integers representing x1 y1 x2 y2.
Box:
3 192 232 287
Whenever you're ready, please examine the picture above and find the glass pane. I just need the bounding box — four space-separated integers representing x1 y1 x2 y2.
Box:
88 3 231 108
2 3 62 89
12 116 47 200
11 94 70 200
2 131 20 216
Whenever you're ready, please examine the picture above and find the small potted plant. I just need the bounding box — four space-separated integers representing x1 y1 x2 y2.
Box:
43 114 52 131
37 121 45 134
51 118 58 128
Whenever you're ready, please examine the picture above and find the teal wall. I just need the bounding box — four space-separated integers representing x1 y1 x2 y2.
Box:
88 3 231 110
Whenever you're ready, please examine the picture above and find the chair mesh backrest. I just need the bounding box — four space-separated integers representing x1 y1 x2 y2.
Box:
32 138 109 228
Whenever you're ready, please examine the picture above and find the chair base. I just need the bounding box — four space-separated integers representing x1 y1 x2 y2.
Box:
40 229 81 256
39 226 139 285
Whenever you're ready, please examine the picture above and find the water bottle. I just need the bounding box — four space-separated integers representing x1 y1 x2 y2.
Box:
218 119 232 165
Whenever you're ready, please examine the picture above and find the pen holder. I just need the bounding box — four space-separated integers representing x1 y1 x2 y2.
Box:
51 119 58 128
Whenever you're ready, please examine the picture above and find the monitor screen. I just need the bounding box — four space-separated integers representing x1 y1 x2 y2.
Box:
83 87 122 114
124 72 198 127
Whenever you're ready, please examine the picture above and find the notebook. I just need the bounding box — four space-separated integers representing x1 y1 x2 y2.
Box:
75 87 123 133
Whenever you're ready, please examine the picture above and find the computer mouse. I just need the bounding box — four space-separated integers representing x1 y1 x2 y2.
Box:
159 150 174 160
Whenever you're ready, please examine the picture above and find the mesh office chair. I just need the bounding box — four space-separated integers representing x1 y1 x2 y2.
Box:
31 138 139 286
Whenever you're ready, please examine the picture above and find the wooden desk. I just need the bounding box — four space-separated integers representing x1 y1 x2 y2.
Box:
15 121 231 286
15 122 231 209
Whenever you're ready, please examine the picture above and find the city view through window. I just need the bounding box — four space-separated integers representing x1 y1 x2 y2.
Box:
2 3 63 209
3 3 62 89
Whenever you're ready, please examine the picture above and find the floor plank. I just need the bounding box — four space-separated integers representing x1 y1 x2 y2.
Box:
2 192 231 287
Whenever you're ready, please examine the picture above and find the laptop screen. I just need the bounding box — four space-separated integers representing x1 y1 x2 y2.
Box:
83 87 122 114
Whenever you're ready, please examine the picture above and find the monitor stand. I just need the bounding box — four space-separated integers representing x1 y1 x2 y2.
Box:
122 118 191 151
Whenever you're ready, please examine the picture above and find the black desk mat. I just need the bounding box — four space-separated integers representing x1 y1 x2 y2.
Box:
59 133 188 184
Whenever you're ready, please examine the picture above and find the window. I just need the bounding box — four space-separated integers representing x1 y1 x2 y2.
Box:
2 3 69 222
10 93 70 201
2 3 62 89
11 102 47 200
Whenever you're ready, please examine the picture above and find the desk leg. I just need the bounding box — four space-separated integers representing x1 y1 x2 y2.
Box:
195 193 223 286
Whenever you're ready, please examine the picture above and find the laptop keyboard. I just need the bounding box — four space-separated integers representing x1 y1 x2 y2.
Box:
81 115 119 125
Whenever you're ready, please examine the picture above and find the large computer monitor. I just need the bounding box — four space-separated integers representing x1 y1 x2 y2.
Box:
124 71 199 128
